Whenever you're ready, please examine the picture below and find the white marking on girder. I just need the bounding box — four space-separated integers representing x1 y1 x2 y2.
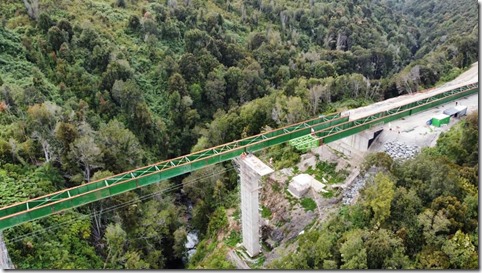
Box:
138 169 149 176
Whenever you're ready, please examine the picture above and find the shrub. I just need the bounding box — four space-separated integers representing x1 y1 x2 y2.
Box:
207 206 228 238
300 197 316 212
261 206 272 219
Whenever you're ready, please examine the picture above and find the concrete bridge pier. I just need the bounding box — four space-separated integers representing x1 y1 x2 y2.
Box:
238 154 273 257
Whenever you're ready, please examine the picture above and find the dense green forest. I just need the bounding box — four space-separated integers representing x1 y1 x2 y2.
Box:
0 0 478 269
269 111 479 269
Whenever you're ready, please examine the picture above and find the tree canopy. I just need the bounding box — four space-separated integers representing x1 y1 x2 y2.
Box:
0 0 477 269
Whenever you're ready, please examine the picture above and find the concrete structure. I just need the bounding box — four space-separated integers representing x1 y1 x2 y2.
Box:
340 126 384 152
444 105 467 118
454 105 468 117
288 174 311 198
239 154 273 257
288 174 327 198
310 177 328 193
455 105 468 118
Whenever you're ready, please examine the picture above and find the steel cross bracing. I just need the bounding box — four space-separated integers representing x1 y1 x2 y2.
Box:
0 113 349 230
0 82 477 230
288 135 318 152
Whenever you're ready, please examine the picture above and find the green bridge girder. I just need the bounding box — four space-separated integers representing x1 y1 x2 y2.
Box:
0 112 348 230
0 82 478 230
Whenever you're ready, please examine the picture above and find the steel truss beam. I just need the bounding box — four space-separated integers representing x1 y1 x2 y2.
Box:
0 113 349 230
311 83 478 144
0 82 477 230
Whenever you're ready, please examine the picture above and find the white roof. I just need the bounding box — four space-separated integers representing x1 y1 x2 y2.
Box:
290 183 310 192
290 174 311 192
433 114 450 120
454 105 467 111
291 173 327 192
292 174 313 185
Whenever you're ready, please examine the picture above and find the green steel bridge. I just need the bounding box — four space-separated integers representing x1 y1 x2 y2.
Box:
0 82 478 231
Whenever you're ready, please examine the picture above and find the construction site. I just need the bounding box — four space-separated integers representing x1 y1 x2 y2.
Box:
224 63 479 268
0 63 478 269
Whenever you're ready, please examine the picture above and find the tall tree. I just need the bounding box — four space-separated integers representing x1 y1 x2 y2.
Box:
441 230 478 269
27 102 62 163
69 123 103 183
340 229 368 269
103 223 127 269
363 173 395 227
308 84 323 116
204 67 226 110
98 119 143 173
364 228 409 269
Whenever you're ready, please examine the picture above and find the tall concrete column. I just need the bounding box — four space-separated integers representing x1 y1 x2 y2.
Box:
239 154 273 257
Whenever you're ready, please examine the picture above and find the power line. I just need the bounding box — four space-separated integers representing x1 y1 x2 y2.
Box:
6 166 235 244
7 166 234 243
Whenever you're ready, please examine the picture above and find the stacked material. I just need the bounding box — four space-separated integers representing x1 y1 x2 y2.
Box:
383 141 419 160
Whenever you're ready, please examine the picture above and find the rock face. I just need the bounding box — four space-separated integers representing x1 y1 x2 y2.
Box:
326 30 350 51
326 32 337 50
383 141 419 161
336 31 349 51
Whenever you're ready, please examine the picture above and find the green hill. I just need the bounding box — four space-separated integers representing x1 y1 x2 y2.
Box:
0 0 477 269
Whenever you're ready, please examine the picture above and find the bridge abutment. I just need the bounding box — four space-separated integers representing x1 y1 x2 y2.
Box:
340 126 384 152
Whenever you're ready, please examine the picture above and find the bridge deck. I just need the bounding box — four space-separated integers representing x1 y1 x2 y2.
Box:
347 62 478 120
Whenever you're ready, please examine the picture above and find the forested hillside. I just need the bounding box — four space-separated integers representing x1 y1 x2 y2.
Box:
269 112 478 269
0 0 478 269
